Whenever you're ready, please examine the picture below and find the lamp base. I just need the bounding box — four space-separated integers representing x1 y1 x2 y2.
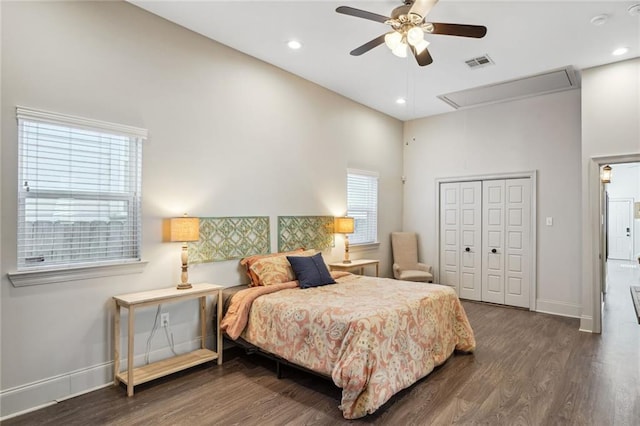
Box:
177 283 192 290
342 259 352 264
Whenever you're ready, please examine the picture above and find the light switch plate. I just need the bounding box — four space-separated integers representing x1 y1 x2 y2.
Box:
546 217 553 226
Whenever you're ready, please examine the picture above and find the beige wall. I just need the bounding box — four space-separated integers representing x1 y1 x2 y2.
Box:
403 89 583 316
0 1 403 417
580 58 640 332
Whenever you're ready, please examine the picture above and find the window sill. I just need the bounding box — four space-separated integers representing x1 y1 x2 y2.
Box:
350 242 380 252
7 261 148 287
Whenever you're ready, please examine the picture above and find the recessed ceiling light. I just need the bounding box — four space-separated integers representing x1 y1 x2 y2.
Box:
287 40 302 50
396 98 406 105
590 14 608 26
612 47 629 56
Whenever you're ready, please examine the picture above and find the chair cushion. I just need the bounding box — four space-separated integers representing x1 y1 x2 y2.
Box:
391 232 420 267
398 269 433 282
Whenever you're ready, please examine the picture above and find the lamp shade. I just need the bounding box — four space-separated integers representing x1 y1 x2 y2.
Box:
335 217 355 234
163 217 200 242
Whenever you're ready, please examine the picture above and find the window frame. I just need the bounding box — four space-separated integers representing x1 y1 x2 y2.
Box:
8 106 147 287
346 168 379 247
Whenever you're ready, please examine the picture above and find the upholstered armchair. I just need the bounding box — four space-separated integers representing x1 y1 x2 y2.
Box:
391 232 433 283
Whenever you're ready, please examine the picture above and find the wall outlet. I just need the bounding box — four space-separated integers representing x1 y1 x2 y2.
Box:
161 313 169 327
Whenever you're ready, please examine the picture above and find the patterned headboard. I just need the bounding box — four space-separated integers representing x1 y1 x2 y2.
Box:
277 216 335 252
188 216 270 264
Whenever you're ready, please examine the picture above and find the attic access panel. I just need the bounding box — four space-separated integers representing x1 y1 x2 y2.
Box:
438 66 579 109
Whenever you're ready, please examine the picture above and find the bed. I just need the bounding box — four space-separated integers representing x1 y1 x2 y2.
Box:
220 250 475 419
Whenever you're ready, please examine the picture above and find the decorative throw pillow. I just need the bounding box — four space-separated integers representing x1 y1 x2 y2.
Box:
249 255 296 286
241 248 307 286
287 253 336 289
245 249 316 286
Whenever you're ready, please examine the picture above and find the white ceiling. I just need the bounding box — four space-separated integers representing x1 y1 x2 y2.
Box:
130 1 640 121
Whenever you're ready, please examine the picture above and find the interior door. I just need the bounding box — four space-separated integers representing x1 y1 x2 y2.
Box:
440 183 460 292
459 181 482 301
504 178 531 308
608 199 633 260
482 180 505 304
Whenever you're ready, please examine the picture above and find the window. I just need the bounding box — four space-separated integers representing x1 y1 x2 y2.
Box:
16 107 146 271
347 169 378 245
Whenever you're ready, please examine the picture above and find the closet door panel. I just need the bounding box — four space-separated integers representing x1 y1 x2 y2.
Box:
439 177 532 309
439 183 460 291
504 178 531 308
482 180 505 304
459 181 481 301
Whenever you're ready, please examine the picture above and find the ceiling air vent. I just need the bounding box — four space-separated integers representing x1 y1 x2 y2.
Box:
465 54 494 69
438 66 579 110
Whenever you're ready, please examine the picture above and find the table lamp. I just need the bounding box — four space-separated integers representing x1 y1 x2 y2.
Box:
163 215 200 289
335 216 355 264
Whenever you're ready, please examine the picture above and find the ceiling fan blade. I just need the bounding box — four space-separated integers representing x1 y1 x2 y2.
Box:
408 0 439 20
430 23 487 38
411 45 433 66
336 6 390 24
350 34 386 56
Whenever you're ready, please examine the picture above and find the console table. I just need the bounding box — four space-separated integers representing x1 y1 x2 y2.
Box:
328 259 379 277
113 283 223 396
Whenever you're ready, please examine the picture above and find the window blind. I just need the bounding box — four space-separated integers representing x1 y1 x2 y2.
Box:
16 107 146 270
347 169 379 245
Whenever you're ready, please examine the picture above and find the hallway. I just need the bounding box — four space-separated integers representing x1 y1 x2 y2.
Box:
604 259 640 327
597 259 640 422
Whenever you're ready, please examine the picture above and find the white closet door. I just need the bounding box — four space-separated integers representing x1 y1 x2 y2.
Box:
459 181 482 301
440 183 460 292
504 178 531 308
482 180 506 304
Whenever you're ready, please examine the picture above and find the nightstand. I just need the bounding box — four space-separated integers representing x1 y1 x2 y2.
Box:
113 283 223 396
328 259 379 277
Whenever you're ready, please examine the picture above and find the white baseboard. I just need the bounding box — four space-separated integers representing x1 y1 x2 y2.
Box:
535 298 581 318
0 337 210 420
579 315 594 333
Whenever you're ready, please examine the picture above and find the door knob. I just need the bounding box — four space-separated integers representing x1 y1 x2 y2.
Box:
491 248 497 254
465 247 470 252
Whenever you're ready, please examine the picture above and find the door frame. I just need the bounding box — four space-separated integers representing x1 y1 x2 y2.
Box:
584 154 640 334
435 170 538 311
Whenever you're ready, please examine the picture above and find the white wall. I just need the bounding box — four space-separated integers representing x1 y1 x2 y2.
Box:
581 58 640 333
403 90 583 316
0 1 403 418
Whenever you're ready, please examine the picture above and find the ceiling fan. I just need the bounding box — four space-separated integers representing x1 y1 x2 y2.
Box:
336 0 487 66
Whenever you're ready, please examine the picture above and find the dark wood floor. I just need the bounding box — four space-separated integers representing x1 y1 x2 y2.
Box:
3 262 639 425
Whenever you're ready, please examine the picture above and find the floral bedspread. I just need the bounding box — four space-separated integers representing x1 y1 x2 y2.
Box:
222 274 475 419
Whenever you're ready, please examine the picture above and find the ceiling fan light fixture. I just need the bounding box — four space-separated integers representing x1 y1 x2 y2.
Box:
414 39 430 54
384 31 403 49
407 26 424 46
392 42 408 58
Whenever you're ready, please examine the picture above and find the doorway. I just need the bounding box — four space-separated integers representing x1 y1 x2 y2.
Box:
600 162 640 330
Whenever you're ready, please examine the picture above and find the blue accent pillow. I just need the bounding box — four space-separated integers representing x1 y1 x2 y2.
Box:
287 253 336 289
